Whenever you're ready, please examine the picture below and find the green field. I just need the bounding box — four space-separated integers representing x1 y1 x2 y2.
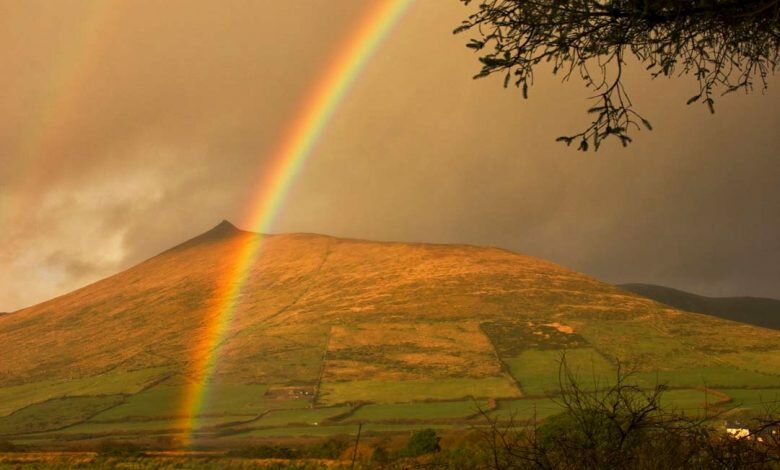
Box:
717 350 780 376
347 399 489 422
242 422 461 438
504 348 615 396
658 389 721 414
4 359 779 441
0 367 168 417
0 395 124 435
489 398 563 420
94 381 278 420
3 355 778 442
53 416 237 435
318 377 519 405
717 388 780 410
636 367 780 389
254 406 352 427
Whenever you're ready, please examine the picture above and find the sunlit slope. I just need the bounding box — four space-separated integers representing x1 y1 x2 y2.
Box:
1 221 779 441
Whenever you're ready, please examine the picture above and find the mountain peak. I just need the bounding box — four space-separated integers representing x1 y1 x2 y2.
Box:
165 219 247 254
209 219 240 236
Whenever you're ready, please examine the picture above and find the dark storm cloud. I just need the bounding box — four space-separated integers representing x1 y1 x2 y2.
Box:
1 1 779 311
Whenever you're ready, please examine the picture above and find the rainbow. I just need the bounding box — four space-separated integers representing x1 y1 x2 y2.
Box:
178 0 414 444
3 1 120 222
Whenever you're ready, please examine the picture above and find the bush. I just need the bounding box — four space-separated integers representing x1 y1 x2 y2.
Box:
228 445 298 459
96 439 143 457
371 445 390 464
401 429 440 457
0 439 17 452
301 435 350 459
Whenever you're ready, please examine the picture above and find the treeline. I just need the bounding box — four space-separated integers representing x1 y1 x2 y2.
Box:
227 436 351 460
227 428 440 463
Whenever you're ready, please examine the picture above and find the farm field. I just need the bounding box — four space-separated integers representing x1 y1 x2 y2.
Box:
4 366 775 445
717 388 780 410
346 400 489 422
0 367 169 417
503 348 615 396
318 377 519 405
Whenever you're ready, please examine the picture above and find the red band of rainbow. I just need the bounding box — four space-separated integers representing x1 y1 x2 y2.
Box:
178 0 414 445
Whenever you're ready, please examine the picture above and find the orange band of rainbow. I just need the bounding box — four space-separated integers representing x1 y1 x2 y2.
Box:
178 0 414 444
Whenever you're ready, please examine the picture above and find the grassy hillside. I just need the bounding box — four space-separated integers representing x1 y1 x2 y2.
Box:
1 221 779 446
619 283 780 330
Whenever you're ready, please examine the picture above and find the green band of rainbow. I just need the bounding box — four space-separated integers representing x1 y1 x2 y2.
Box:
178 0 414 444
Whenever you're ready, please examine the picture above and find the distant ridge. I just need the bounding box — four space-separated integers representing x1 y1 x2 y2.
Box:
619 283 780 330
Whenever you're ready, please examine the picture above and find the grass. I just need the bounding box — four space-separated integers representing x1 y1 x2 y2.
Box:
504 348 615 396
0 395 125 435
489 389 739 422
54 416 237 435
659 389 723 415
481 320 589 356
318 377 519 405
52 420 182 434
347 400 489 422
242 422 460 438
716 350 780 377
199 384 278 415
255 406 352 426
324 321 504 382
636 367 780 389
488 398 563 420
717 388 780 411
94 381 281 420
575 321 704 370
92 383 184 420
503 348 780 397
0 367 168 417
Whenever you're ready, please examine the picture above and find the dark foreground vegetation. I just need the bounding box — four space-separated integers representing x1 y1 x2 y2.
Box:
2 357 778 469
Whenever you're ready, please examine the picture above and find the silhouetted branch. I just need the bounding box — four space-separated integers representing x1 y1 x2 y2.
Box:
455 0 780 150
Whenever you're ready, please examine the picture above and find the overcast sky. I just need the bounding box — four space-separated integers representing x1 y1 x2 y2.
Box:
1 0 779 312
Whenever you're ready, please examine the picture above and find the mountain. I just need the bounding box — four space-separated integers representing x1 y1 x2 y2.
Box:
1 221 779 445
619 284 780 331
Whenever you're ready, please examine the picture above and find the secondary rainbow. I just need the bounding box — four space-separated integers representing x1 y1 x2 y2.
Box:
2 1 120 224
179 0 414 443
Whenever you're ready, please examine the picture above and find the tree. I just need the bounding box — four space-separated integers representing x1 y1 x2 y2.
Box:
402 428 442 457
472 353 780 469
454 0 780 151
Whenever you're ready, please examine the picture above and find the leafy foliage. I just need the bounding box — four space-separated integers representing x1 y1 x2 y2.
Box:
455 0 780 150
0 439 17 452
402 428 442 457
227 436 351 460
96 439 143 457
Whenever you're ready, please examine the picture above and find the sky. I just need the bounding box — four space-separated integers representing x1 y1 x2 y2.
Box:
1 0 779 312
